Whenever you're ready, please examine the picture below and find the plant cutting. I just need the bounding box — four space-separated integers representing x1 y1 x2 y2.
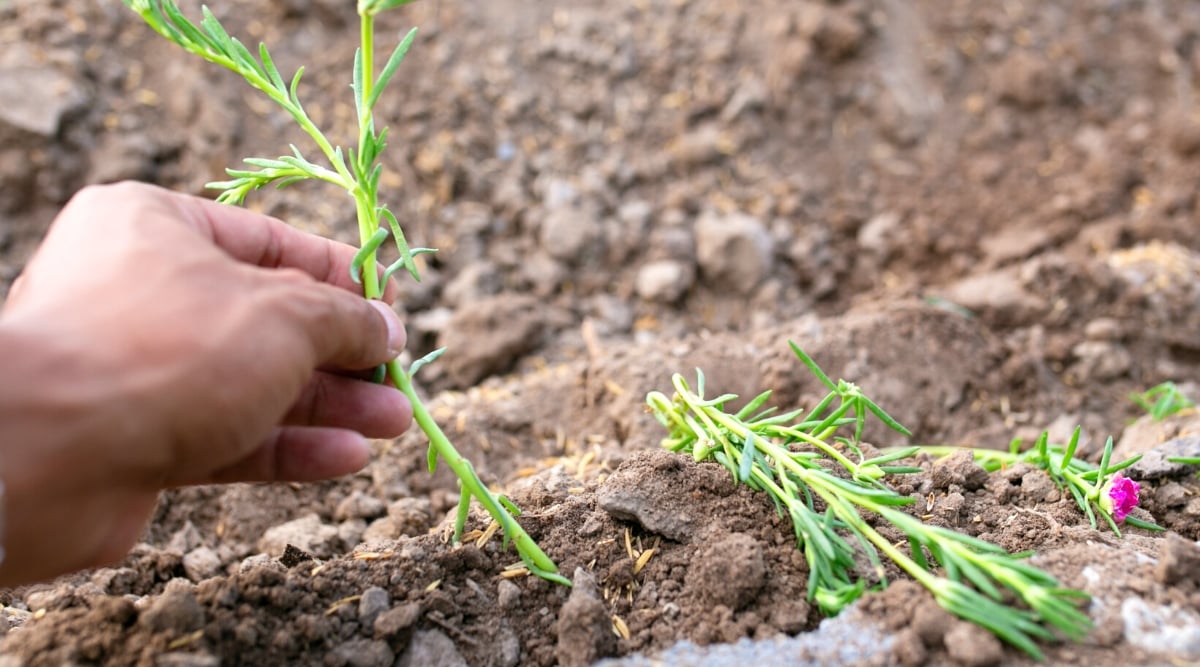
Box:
124 0 568 585
917 429 1160 536
646 342 1091 660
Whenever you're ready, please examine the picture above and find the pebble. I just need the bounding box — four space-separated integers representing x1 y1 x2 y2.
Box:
940 270 1047 324
182 546 222 582
139 589 205 634
361 517 399 544
635 260 694 303
358 587 390 627
155 653 220 667
331 639 395 667
944 621 1003 667
540 205 600 264
257 513 340 559
374 602 421 639
695 211 775 294
335 491 387 522
497 579 522 611
0 60 88 141
395 629 468 667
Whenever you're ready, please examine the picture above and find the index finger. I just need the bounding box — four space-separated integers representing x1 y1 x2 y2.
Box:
144 183 400 302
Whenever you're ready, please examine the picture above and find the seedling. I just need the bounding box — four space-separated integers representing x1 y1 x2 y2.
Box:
646 343 1091 660
125 0 568 585
1130 381 1195 421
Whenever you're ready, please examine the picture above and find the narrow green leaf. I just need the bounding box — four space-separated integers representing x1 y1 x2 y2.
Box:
366 27 418 110
788 341 837 391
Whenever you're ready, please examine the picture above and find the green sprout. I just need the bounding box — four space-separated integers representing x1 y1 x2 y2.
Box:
646 343 1091 660
124 0 568 586
1130 381 1195 421
917 429 1161 537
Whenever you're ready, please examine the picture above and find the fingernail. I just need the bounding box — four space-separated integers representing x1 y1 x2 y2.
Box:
368 300 407 358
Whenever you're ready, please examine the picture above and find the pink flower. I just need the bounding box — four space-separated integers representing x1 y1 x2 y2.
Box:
1101 475 1141 523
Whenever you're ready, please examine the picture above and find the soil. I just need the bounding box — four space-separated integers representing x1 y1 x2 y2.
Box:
2 0 1200 666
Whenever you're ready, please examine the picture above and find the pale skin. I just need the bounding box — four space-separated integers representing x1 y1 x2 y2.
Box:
0 181 413 586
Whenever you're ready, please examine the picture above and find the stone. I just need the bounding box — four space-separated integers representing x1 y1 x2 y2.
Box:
331 639 395 667
437 295 546 388
335 491 387 521
358 587 390 627
182 546 222 582
695 211 775 294
256 513 339 559
139 589 205 634
387 497 433 536
635 260 694 303
497 579 522 611
0 61 87 142
540 206 601 264
374 602 421 639
155 654 220 667
361 517 400 544
944 621 1003 667
939 270 1047 325
555 569 617 667
395 629 468 667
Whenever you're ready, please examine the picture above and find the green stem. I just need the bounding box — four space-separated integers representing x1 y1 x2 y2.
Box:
386 359 570 586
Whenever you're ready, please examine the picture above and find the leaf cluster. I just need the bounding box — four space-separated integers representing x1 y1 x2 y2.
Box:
1130 381 1195 421
921 430 1161 536
646 343 1092 660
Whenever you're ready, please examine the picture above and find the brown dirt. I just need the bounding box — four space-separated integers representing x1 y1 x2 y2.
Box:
3 0 1200 665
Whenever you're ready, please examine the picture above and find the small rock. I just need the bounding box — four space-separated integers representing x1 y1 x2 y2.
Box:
496 623 522 667
24 587 70 612
238 554 285 575
695 211 775 294
556 569 617 667
635 260 694 303
1083 317 1122 341
0 62 88 142
331 639 395 667
1156 533 1200 586
944 621 1004 667
335 491 387 521
155 653 220 667
940 270 1047 325
374 602 422 640
387 498 433 536
395 629 468 667
359 587 391 627
139 589 205 634
437 295 546 388
931 450 989 491
182 546 222 582
994 50 1060 109
892 628 928 667
166 522 204 554
540 206 601 264
685 534 765 610
1166 110 1200 157
338 519 366 546
857 212 902 259
257 514 339 558
442 261 502 307
361 517 400 544
812 7 866 61
1122 597 1200 659
497 579 523 611
1071 341 1131 381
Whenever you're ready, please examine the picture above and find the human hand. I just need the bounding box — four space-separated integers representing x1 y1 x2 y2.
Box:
0 181 412 585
